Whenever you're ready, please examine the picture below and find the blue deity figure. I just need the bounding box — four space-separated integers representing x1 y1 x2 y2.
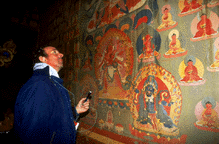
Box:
136 75 176 130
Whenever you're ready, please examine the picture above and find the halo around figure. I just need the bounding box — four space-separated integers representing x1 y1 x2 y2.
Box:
169 29 179 40
201 97 216 109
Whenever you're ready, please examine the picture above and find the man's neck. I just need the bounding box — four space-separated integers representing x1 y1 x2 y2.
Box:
33 63 60 78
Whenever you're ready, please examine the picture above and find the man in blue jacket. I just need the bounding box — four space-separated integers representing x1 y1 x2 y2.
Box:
14 46 90 143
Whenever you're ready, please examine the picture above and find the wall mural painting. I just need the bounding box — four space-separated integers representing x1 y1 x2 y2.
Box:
97 109 115 131
164 29 187 58
94 29 103 46
38 0 219 143
136 27 161 64
66 69 74 81
94 28 133 99
178 55 206 86
157 4 178 32
190 11 219 42
85 35 94 51
133 9 152 30
178 0 204 17
115 123 124 134
148 0 159 19
105 24 118 33
194 97 219 132
98 109 125 134
0 39 17 67
81 35 93 72
119 17 133 34
133 9 161 64
73 55 80 82
72 41 80 82
73 41 80 54
207 0 219 7
208 37 219 72
76 74 99 126
98 98 129 134
86 0 147 33
105 110 114 130
129 64 186 143
81 50 93 72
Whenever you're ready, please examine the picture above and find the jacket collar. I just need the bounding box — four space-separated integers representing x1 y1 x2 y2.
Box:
33 63 59 78
32 66 63 84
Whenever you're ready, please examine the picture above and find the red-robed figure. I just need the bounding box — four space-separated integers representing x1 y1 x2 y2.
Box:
181 59 203 82
194 14 217 38
143 34 154 57
139 34 159 59
181 0 202 13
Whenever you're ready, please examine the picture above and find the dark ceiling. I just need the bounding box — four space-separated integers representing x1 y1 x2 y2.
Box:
0 1 57 111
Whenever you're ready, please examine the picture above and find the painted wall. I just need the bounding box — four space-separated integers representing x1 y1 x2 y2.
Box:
38 0 219 143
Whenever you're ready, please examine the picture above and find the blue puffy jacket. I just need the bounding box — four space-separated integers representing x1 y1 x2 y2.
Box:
14 66 78 144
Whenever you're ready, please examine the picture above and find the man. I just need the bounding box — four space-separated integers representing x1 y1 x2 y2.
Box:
14 46 90 143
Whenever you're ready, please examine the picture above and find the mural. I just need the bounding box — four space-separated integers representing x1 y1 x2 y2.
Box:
133 9 152 30
105 110 114 130
178 55 206 86
157 4 178 32
76 74 99 126
73 55 80 82
178 0 204 17
207 0 219 8
190 11 219 42
94 28 133 99
119 17 133 33
208 37 219 72
129 64 182 139
0 40 17 67
86 0 147 32
81 50 93 72
38 0 219 143
136 26 161 63
194 97 219 132
164 29 187 58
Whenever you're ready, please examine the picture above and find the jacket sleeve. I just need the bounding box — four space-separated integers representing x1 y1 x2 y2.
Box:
72 107 80 122
15 81 56 144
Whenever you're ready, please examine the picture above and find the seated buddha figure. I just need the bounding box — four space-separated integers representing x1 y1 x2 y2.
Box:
197 101 219 128
181 0 202 13
157 8 176 30
210 49 219 68
193 14 217 38
181 59 203 82
166 34 185 55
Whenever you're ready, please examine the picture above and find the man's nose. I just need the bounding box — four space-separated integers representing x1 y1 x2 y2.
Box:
59 53 64 58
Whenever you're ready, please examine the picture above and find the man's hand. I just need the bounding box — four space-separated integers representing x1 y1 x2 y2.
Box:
76 98 90 114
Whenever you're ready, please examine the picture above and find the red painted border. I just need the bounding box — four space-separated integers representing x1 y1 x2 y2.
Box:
78 122 148 143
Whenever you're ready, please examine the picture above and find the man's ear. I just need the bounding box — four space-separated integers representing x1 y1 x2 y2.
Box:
39 56 46 63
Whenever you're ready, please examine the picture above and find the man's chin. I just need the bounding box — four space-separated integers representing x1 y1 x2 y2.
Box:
60 65 63 70
57 64 63 72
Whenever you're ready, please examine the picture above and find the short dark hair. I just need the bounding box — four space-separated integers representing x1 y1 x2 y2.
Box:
33 47 48 64
205 101 212 105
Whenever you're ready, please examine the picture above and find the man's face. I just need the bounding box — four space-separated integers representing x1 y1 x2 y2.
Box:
43 46 64 72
